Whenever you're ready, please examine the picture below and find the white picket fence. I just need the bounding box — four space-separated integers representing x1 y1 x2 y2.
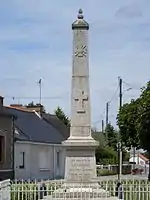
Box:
1 179 150 200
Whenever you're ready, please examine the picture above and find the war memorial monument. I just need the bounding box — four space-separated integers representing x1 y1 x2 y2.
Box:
46 9 118 200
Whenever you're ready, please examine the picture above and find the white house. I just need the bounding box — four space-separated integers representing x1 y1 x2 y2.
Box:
129 153 149 166
129 147 149 165
4 105 69 180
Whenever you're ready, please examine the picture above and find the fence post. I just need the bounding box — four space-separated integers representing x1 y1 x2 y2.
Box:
39 182 47 199
115 182 124 200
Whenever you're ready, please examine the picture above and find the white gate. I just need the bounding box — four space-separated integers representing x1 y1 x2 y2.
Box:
0 179 10 200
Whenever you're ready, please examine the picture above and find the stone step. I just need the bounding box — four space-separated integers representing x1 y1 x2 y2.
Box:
43 195 118 200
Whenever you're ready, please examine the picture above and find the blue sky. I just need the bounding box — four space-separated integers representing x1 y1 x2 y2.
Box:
0 0 150 130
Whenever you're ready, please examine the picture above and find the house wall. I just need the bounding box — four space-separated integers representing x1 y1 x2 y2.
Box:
129 156 146 165
0 116 14 180
14 141 65 180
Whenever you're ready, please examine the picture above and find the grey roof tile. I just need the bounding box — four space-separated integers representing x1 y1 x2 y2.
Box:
42 113 70 139
3 107 64 144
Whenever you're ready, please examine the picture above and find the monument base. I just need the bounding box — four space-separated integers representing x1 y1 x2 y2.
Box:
62 137 98 185
42 137 117 199
42 137 117 200
44 185 118 200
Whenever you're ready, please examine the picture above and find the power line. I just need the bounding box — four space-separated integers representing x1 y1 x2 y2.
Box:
122 80 131 87
122 80 141 91
93 84 119 125
108 85 119 105
93 109 105 125
4 92 69 100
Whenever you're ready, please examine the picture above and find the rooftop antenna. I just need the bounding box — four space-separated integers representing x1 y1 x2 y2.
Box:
38 78 42 115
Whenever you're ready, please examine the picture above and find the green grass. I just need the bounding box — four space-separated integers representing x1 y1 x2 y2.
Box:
10 180 150 200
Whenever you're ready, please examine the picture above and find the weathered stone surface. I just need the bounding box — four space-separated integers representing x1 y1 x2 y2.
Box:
63 149 97 185
45 189 118 200
62 9 98 187
0 179 11 200
43 9 118 200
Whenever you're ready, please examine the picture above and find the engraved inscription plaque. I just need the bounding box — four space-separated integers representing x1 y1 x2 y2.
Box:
68 157 94 181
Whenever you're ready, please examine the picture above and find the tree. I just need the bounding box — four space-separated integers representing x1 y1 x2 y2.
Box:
95 146 118 165
137 82 150 180
54 106 70 127
105 123 118 149
92 131 106 148
92 130 119 164
117 81 150 181
117 99 140 149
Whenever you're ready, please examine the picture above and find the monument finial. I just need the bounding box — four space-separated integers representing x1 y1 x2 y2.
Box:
72 9 89 30
77 8 84 19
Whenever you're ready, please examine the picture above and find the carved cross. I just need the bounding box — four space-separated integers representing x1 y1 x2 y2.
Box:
74 91 88 113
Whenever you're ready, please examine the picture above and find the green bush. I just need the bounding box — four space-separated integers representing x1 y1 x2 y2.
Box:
96 146 118 164
97 169 116 176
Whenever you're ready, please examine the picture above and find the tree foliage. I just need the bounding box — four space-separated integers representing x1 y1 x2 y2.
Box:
117 81 150 180
117 99 140 149
137 82 150 152
117 81 150 152
92 126 128 164
92 131 106 148
96 146 118 165
105 123 118 149
54 106 70 127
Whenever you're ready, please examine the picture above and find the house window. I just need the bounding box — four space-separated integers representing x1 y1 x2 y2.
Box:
39 151 49 169
0 135 4 163
56 151 60 168
19 152 25 169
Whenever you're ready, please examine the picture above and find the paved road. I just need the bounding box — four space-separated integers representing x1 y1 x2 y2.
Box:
98 174 148 181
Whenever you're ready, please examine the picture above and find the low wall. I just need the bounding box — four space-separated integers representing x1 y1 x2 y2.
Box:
0 179 11 200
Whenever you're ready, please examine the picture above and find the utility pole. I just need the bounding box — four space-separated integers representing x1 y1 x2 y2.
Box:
118 77 123 183
101 120 104 133
119 77 122 110
106 102 109 127
105 102 109 142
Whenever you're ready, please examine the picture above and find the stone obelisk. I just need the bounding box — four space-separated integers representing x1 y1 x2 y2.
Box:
62 9 99 187
45 10 118 200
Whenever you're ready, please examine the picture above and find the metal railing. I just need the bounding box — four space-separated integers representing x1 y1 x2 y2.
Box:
1 179 150 200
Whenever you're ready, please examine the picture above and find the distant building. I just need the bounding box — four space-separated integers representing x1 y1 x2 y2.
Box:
0 96 15 180
129 153 149 166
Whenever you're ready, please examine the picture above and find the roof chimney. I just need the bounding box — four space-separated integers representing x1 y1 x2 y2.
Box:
0 96 4 106
0 96 4 112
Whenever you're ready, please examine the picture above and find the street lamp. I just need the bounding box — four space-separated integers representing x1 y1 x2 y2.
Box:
117 142 122 182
